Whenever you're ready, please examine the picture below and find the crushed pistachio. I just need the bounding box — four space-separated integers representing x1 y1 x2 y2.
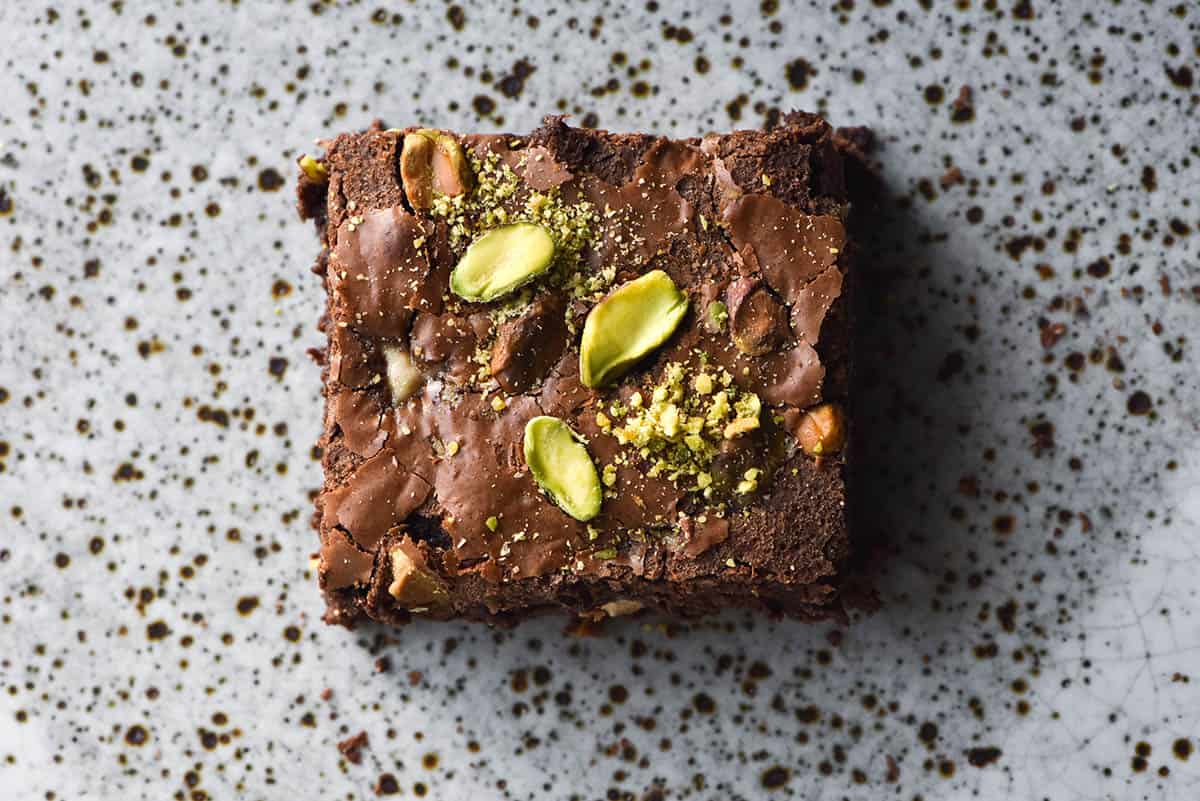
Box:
736 467 762 495
706 300 728 333
601 463 618 487
485 515 500 532
609 361 763 495
490 395 507 412
445 440 460 457
593 547 618 560
428 151 600 293
486 287 535 328
723 416 759 440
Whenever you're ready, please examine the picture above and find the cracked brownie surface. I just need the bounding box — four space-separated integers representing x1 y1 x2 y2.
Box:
298 113 857 627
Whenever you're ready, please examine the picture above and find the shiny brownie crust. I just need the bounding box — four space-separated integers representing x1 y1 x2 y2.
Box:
298 113 857 627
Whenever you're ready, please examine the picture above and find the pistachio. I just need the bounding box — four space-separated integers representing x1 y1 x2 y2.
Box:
705 300 728 333
400 130 474 211
579 270 689 388
726 277 788 355
599 599 644 617
400 132 437 210
387 540 449 609
735 467 762 495
722 416 759 440
298 155 328 184
425 130 474 197
795 402 847 457
381 343 423 403
450 223 557 302
523 416 602 522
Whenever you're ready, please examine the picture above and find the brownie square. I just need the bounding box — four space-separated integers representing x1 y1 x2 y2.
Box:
298 114 856 627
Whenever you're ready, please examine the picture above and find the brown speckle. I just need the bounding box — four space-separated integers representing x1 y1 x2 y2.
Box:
258 167 285 192
785 58 816 91
761 765 790 789
124 725 149 746
472 94 496 116
338 730 369 765
1126 390 1152 416
950 85 974 122
966 746 1002 767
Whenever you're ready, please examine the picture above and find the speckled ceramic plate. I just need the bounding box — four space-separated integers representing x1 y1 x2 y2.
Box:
2 2 1198 799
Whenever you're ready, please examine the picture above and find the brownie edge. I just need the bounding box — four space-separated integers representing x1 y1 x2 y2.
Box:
299 113 859 628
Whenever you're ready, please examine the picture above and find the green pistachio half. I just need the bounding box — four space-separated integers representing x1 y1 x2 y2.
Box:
579 270 689 388
523 416 602 522
450 223 556 302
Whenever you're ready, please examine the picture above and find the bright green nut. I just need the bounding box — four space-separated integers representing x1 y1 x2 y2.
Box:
523 416 602 522
579 270 689 388
450 223 556 302
705 300 728 333
298 155 328 184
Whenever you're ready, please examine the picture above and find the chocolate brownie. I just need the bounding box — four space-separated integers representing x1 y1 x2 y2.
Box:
297 114 856 627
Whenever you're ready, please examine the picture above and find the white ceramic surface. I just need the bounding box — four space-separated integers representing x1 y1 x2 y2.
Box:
1 2 1198 799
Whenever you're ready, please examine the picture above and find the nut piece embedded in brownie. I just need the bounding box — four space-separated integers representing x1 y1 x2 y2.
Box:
298 113 857 627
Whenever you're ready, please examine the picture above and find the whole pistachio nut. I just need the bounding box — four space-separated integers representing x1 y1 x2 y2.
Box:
426 131 474 197
523 416 602 522
795 402 846 457
726 277 788 356
401 130 474 211
579 270 689 388
400 132 437 210
381 343 423 404
298 154 328 184
387 540 449 609
599 599 645 617
450 222 556 302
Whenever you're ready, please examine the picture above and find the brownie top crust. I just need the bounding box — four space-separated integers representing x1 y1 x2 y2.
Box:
299 113 853 623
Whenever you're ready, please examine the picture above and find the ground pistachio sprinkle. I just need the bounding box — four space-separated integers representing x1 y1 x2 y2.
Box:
598 361 763 497
430 150 599 291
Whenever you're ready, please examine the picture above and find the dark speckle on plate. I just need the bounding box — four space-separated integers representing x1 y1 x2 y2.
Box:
0 1 1198 799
